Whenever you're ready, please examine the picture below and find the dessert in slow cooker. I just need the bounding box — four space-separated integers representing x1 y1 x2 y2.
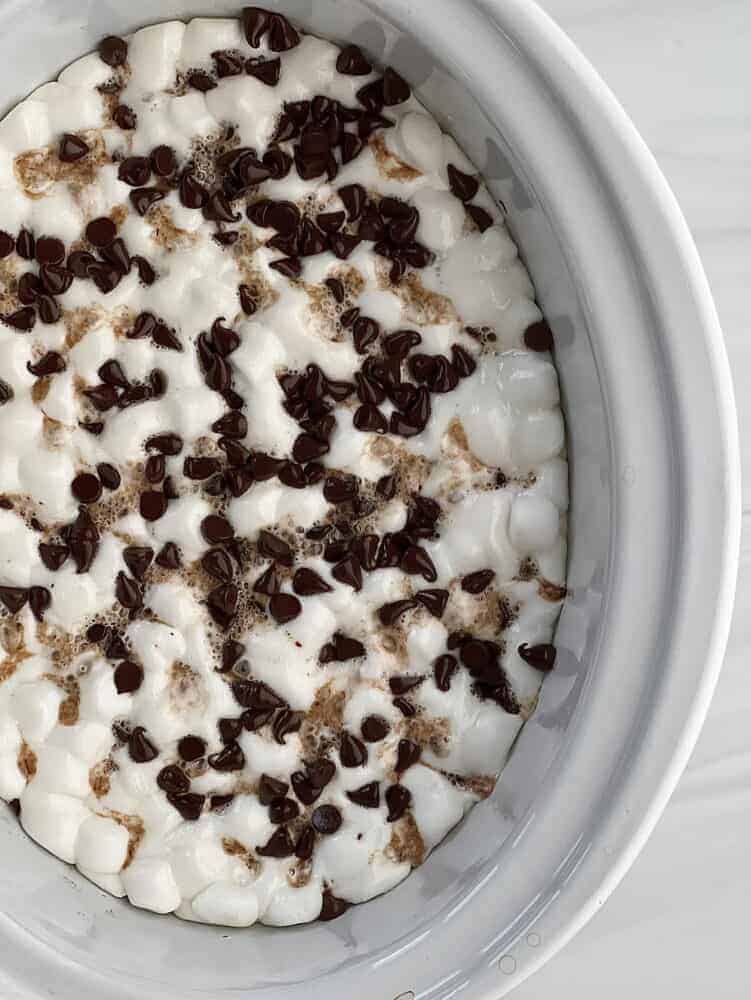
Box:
0 8 567 926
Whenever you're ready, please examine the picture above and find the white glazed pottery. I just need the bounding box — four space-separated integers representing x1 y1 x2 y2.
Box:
0 1 739 997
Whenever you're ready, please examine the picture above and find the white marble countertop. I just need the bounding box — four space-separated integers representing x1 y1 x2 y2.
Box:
515 1 751 995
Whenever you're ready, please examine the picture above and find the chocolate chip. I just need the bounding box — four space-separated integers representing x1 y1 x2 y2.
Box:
86 217 116 247
71 472 102 504
415 588 449 618
287 567 331 598
82 383 117 411
325 628 367 665
319 891 350 921
129 187 164 216
336 43 372 75
256 827 295 858
208 742 245 772
210 794 234 813
0 381 12 404
35 236 65 265
115 572 142 611
150 144 177 177
347 781 380 808
357 78 385 112
168 792 205 821
461 569 495 594
269 593 302 624
179 171 208 210
218 717 243 744
113 104 136 129
129 726 158 763
399 546 436 582
2 307 36 332
145 432 183 456
104 632 128 660
27 351 65 376
385 784 411 821
433 654 458 692
311 804 342 834
352 316 380 354
254 775 288 808
267 12 300 51
518 642 557 672
0 231 14 258
330 553 362 592
272 708 304 744
245 56 281 85
451 343 477 377
351 404 386 434
93 464 119 494
252 564 279 597
16 229 35 259
207 583 239 629
253 531 291 568
144 454 165 483
523 319 554 352
295 825 315 861
59 133 89 163
213 49 244 77
99 35 127 66
262 146 292 180
0 586 28 614
269 256 302 279
467 204 493 232
395 739 421 773
201 515 234 545
378 599 416 627
447 163 479 201
118 156 151 187
17 272 40 305
36 294 60 325
242 6 269 46
156 764 189 798
269 796 299 824
289 772 319 806
200 548 233 585
27 586 50 621
39 542 68 571
339 731 367 768
175 735 205 763
119 546 152 582
185 69 216 92
138 490 167 522
155 542 180 569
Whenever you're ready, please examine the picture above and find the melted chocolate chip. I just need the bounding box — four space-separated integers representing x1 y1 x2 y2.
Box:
272 708 304 744
144 454 165 483
0 586 28 614
115 572 142 610
139 490 168 521
0 231 13 258
156 542 181 569
28 586 51 621
118 156 151 187
269 796 299 824
2 307 36 331
207 583 239 629
382 66 411 105
129 187 164 216
467 204 493 232
257 530 293 566
290 771 321 806
331 553 363 591
210 794 235 812
259 774 289 805
415 588 449 618
201 515 234 544
253 564 280 596
86 217 117 247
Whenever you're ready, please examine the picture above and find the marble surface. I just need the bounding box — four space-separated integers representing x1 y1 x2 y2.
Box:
515 1 751 995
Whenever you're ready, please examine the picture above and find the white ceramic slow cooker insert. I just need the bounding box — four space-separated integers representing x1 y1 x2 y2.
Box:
0 1 739 997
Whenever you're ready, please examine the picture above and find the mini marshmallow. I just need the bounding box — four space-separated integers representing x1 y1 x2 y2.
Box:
20 786 89 863
191 882 260 927
75 814 129 873
121 857 182 914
